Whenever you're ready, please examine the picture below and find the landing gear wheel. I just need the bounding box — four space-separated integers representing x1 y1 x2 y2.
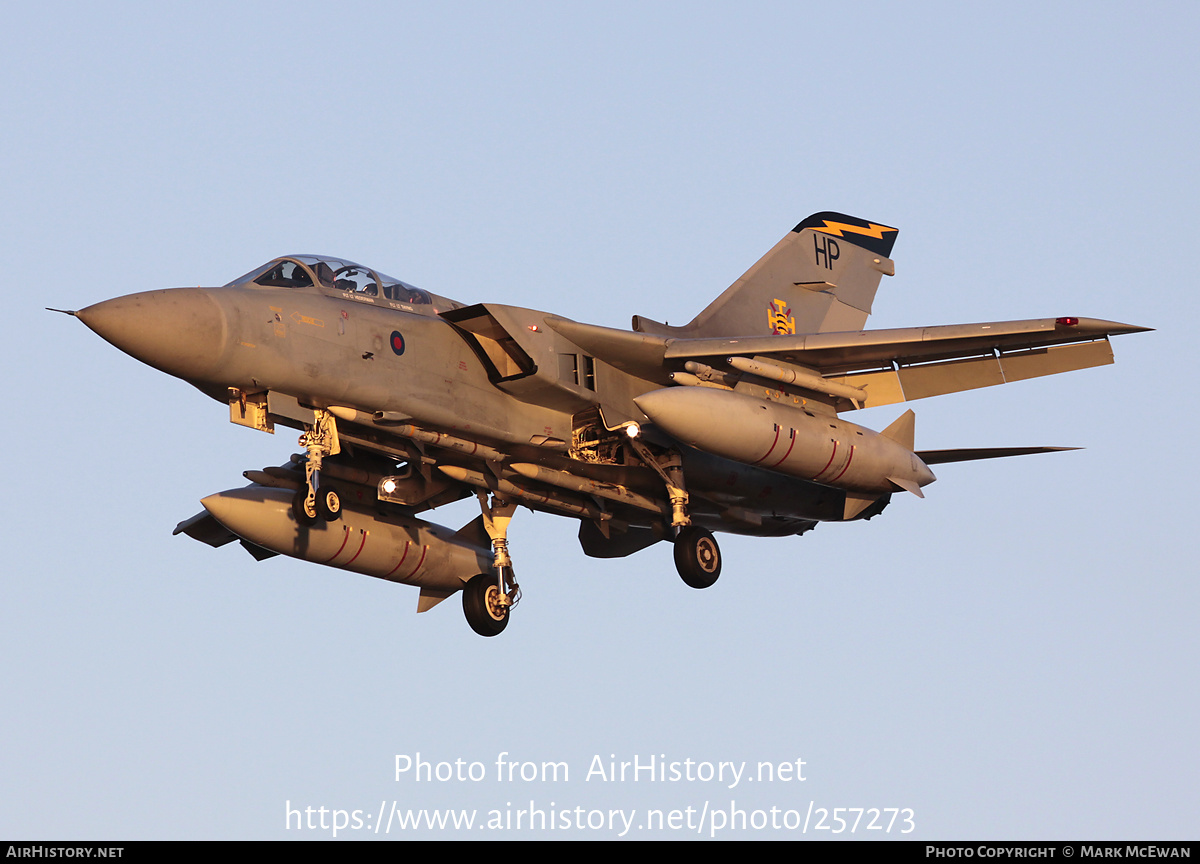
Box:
462 573 509 637
316 485 341 522
674 525 721 589
292 487 318 526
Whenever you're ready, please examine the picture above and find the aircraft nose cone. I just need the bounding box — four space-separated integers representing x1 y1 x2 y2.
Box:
77 288 227 380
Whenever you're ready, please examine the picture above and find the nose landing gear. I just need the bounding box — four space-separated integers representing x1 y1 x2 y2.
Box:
463 492 521 637
292 409 343 527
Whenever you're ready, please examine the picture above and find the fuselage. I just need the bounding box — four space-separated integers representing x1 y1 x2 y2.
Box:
64 212 1146 635
77 254 929 533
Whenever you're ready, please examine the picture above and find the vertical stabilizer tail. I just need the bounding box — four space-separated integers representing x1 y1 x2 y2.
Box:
671 212 898 338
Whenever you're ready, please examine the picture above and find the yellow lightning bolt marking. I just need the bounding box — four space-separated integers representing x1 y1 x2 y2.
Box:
810 220 897 240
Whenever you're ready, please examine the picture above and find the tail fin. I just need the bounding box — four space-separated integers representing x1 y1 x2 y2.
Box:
638 212 898 338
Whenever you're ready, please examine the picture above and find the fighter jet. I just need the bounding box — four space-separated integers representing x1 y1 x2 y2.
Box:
59 212 1148 636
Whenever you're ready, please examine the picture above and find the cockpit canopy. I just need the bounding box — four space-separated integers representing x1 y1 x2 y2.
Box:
226 255 453 308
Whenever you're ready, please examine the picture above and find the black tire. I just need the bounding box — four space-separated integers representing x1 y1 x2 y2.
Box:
673 525 721 589
462 573 509 637
292 487 318 526
316 485 341 521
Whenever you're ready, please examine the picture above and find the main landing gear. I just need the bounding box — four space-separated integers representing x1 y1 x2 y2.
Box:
291 409 343 527
463 492 521 637
674 524 721 589
628 437 722 590
463 572 511 637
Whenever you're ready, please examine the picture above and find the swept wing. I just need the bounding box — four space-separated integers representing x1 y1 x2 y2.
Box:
547 315 1149 410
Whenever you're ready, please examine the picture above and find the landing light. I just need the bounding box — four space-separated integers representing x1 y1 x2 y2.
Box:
381 478 398 494
625 423 640 438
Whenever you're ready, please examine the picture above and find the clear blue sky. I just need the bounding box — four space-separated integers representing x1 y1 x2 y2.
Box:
2 1 1195 839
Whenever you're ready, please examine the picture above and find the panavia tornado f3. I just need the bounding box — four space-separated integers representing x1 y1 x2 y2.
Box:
59 212 1148 636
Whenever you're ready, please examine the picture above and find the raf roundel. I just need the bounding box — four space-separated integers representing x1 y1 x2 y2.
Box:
390 330 405 356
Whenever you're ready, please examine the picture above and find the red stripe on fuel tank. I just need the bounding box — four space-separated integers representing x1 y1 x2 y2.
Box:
828 444 856 484
343 530 369 566
384 541 410 578
813 440 838 480
320 525 351 564
770 428 797 468
406 546 429 580
753 424 781 465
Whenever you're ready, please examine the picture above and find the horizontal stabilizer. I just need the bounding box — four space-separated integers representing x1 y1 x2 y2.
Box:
916 446 1080 465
